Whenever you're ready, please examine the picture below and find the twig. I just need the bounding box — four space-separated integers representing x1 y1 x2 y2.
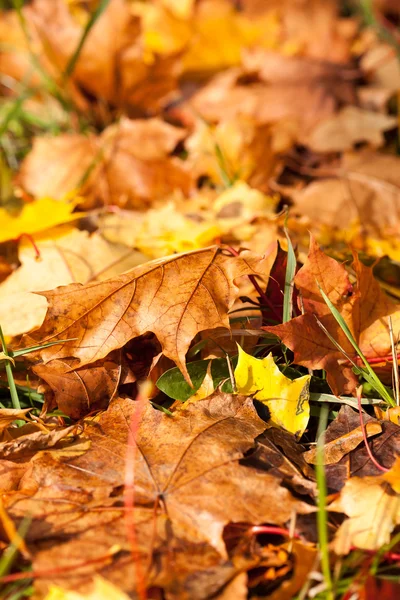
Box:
356 386 389 473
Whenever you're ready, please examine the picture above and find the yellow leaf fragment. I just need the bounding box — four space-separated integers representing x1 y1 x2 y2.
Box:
100 202 221 259
0 197 84 244
44 576 130 600
234 346 310 437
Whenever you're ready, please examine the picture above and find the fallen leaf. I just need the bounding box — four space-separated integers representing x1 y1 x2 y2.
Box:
101 202 221 259
0 408 32 434
0 424 77 460
22 245 276 382
265 237 400 394
329 465 400 553
322 405 400 492
303 421 382 465
43 576 131 600
214 573 248 600
234 345 310 437
7 394 313 597
186 119 284 191
303 106 396 152
20 118 192 209
0 228 147 337
0 198 84 244
27 0 179 112
249 428 316 497
292 151 400 257
265 541 317 600
32 352 125 419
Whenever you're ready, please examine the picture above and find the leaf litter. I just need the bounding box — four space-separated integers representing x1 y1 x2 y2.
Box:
1 0 400 598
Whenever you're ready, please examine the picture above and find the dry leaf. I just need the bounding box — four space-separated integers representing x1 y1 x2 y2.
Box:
303 421 382 465
32 352 125 419
0 228 147 337
292 152 400 257
7 394 312 597
0 408 32 434
43 576 131 600
23 245 276 381
265 237 400 394
323 405 400 492
0 424 77 460
303 106 396 152
101 202 221 259
20 119 192 209
0 198 84 244
329 462 400 553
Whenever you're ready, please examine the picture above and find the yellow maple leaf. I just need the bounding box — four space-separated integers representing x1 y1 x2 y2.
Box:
234 345 310 437
44 575 129 600
0 197 84 244
134 0 281 71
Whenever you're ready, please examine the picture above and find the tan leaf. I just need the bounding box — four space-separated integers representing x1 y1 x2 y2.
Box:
0 408 32 434
303 106 396 152
0 228 147 338
303 421 382 465
330 468 400 553
292 151 400 234
22 246 276 381
0 425 77 460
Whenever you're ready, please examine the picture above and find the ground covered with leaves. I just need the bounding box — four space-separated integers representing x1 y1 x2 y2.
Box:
2 0 400 598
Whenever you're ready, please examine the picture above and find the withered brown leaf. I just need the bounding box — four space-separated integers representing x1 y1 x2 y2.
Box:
6 393 312 598
23 246 276 381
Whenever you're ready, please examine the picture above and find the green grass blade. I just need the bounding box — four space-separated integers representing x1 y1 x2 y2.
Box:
317 282 395 406
11 338 78 358
11 0 70 109
0 516 31 579
283 214 296 323
315 404 334 600
0 326 20 410
63 0 111 80
214 142 234 187
310 392 383 407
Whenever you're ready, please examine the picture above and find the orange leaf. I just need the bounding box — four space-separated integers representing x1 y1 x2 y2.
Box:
265 237 400 394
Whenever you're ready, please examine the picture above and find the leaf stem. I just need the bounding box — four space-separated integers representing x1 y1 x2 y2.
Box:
356 386 389 473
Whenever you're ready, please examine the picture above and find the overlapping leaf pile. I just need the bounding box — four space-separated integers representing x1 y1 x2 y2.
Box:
1 0 400 598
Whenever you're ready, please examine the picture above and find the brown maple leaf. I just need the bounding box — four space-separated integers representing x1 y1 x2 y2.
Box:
19 117 191 209
6 394 313 598
22 245 276 382
264 237 400 394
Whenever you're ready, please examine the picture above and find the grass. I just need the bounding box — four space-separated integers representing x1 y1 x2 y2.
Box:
0 328 77 412
315 405 334 600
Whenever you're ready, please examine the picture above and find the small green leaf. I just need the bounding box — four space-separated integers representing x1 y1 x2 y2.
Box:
157 360 211 401
157 357 237 401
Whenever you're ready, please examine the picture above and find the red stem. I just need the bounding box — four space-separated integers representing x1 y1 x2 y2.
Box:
15 233 41 260
247 525 300 539
0 549 118 583
124 390 148 600
356 386 389 473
